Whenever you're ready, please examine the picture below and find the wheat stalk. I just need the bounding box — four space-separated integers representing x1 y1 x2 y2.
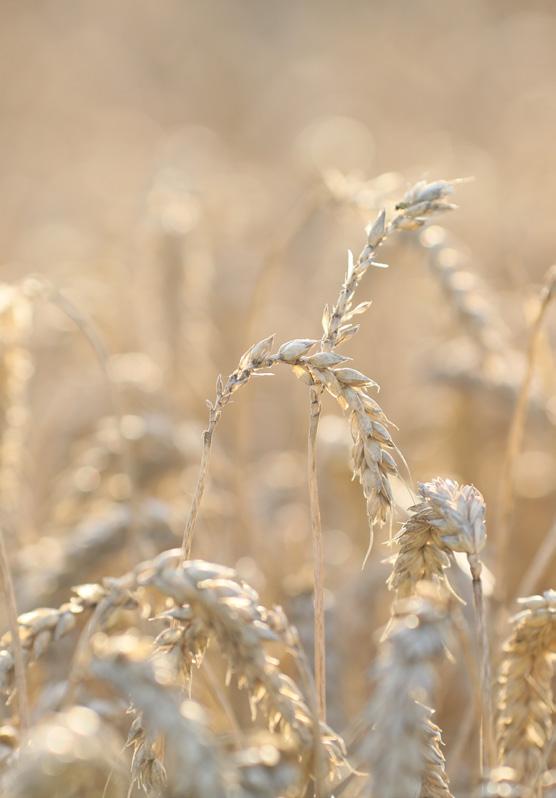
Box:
497 590 556 789
496 266 556 600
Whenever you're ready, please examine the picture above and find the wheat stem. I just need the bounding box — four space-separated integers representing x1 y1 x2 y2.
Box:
0 526 29 731
308 387 326 722
496 266 556 598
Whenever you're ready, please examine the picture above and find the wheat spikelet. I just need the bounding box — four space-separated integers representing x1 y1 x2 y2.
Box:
361 584 454 798
497 590 556 788
388 478 486 601
0 577 137 698
142 551 348 785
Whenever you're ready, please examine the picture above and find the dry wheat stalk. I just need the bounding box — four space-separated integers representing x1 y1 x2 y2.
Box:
0 283 37 731
496 266 556 599
181 333 277 558
0 283 34 532
497 590 556 789
361 584 454 798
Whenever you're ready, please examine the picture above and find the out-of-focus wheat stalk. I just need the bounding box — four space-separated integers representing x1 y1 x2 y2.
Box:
0 283 36 732
419 225 509 362
361 583 454 798
497 590 556 790
496 266 556 599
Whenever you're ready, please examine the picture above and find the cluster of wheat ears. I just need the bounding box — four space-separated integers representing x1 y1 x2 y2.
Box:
0 175 554 798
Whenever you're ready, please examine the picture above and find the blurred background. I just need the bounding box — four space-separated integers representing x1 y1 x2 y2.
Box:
1 1 556 789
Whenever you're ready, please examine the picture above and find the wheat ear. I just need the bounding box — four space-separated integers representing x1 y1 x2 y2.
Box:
388 478 493 770
144 551 348 786
304 179 458 718
362 584 454 798
497 590 556 789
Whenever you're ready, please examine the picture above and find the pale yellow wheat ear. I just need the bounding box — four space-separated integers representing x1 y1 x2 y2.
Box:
497 590 556 791
388 477 493 771
361 583 454 798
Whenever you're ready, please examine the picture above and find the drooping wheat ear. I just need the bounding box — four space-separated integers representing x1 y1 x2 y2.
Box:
361 583 454 798
497 590 556 789
419 225 508 360
94 634 305 798
1 706 127 798
0 576 137 700
142 550 348 786
497 266 556 600
304 179 458 719
181 333 276 559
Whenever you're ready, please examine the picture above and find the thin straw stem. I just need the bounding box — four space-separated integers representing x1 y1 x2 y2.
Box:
469 555 495 774
496 266 556 598
308 386 326 721
182 422 215 559
0 525 30 731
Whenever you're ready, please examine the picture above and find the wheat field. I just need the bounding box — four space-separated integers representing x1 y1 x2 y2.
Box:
0 2 556 797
